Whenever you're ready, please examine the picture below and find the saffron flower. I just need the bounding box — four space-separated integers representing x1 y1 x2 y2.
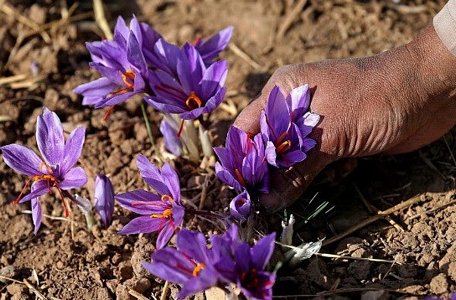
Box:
160 118 183 156
214 126 269 194
144 225 276 300
1 107 87 233
143 229 222 299
115 155 184 249
193 26 233 65
216 232 276 300
230 190 251 221
94 174 115 227
260 85 320 167
74 16 159 111
146 43 228 120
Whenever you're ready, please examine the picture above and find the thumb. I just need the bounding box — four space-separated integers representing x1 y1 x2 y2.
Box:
233 96 266 135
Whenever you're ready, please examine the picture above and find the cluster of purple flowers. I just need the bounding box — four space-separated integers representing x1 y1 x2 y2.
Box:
0 16 307 299
144 224 276 300
215 84 320 220
74 16 232 125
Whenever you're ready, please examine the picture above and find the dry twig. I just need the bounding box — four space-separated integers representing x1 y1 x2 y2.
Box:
228 43 262 70
323 194 425 246
354 184 404 232
93 0 113 40
276 0 307 38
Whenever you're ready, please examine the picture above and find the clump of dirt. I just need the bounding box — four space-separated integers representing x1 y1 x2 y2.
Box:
0 0 455 299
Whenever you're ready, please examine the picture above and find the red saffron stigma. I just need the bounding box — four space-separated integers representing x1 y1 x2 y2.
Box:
102 106 115 122
176 119 185 138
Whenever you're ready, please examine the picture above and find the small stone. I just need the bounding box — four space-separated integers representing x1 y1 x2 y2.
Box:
0 266 15 283
430 273 449 294
361 290 389 300
6 283 25 295
447 262 456 282
131 278 151 294
56 261 64 269
115 284 131 300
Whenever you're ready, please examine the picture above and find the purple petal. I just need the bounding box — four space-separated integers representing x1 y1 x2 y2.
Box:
251 233 276 270
151 38 180 75
61 127 85 173
230 191 251 221
196 26 233 63
19 180 48 204
176 229 210 263
200 60 227 100
145 96 187 114
265 141 278 167
59 166 87 190
94 174 115 227
177 44 205 94
136 155 169 195
279 150 306 168
113 16 129 45
287 84 310 119
161 163 181 203
36 107 64 167
264 86 290 142
115 189 163 215
178 269 219 299
301 137 317 152
119 216 164 235
127 33 147 74
160 119 183 156
1 144 44 176
145 248 193 283
31 195 42 235
99 91 139 108
73 76 114 96
156 223 175 249
215 162 243 191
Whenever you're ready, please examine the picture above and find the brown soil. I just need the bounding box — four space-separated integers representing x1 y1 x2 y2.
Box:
0 0 455 299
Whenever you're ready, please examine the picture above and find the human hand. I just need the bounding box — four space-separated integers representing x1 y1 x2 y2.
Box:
234 25 456 212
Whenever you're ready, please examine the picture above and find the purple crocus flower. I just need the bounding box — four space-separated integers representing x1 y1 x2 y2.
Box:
214 126 269 194
160 118 183 156
230 190 251 221
193 26 233 65
1 107 87 233
94 174 114 227
260 85 320 168
74 16 159 114
115 155 184 249
143 229 221 299
215 233 276 300
146 43 227 120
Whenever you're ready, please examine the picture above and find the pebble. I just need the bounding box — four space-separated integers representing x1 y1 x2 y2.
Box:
429 273 449 294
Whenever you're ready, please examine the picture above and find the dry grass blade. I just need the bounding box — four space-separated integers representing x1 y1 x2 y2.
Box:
276 0 307 39
0 74 27 86
160 281 170 300
443 135 456 167
323 194 425 246
315 253 397 264
21 210 81 226
128 289 149 300
272 287 416 298
354 184 404 232
228 43 262 70
93 0 113 40
0 2 51 43
23 279 47 300
408 198 456 220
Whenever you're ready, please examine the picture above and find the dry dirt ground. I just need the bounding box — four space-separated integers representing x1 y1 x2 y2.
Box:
0 0 455 299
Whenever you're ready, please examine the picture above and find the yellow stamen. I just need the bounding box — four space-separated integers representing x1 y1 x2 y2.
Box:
192 263 205 276
151 208 173 219
276 140 291 154
185 91 202 109
161 194 174 203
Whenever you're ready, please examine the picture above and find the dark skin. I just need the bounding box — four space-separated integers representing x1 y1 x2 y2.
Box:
234 24 456 212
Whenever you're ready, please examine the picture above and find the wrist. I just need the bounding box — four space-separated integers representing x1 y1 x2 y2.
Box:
406 24 456 99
